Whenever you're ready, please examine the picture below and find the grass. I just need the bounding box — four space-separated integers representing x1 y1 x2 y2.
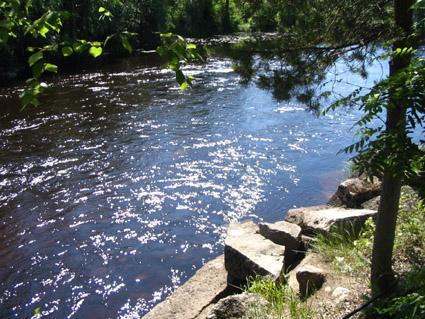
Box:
243 187 425 318
313 187 425 276
394 192 425 266
312 220 374 276
244 276 313 319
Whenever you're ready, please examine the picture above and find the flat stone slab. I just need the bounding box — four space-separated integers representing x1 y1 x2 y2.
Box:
259 220 301 247
225 221 285 281
143 255 228 319
285 207 377 235
259 221 302 267
284 205 329 226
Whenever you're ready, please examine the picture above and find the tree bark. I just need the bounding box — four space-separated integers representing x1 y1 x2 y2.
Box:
224 0 231 33
370 0 414 297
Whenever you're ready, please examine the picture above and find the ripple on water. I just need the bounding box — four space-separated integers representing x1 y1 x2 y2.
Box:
0 54 382 318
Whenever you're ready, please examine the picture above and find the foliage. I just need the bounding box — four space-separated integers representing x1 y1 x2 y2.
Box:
0 0 205 107
313 189 425 276
395 196 425 264
156 33 204 90
313 220 374 275
232 0 281 31
248 192 423 317
325 51 425 184
245 276 313 319
369 267 425 318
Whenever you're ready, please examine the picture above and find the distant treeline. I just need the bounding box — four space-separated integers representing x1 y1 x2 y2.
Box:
1 0 292 83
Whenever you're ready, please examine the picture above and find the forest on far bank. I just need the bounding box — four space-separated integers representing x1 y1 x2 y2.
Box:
0 0 293 83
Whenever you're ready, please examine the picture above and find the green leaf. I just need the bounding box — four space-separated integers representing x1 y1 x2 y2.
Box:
98 7 106 13
180 81 189 91
61 46 73 57
121 36 133 54
73 41 89 54
160 33 174 38
28 51 43 67
88 46 102 58
44 63 58 73
38 25 49 38
91 41 102 47
186 43 196 50
31 61 44 78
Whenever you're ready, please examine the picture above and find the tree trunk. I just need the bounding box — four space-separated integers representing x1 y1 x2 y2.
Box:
370 0 414 297
224 0 231 33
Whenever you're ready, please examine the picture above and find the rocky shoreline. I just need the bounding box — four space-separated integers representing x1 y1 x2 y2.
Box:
142 177 382 319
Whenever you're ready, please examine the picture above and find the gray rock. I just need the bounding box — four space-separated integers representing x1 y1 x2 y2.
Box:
225 221 286 281
332 287 350 302
143 255 228 319
296 265 325 298
258 221 301 249
361 196 381 210
207 293 268 319
285 205 329 225
328 177 381 208
285 206 377 236
259 221 302 267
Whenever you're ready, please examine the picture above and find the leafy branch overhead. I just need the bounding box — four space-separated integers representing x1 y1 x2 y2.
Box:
1 0 201 108
156 33 204 91
323 48 425 184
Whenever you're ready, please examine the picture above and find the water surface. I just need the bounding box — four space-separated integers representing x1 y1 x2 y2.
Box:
0 49 386 318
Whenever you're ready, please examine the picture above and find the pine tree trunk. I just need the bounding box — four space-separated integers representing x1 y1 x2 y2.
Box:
224 0 231 32
370 0 414 297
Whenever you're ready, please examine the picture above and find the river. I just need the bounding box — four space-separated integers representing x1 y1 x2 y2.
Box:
0 44 386 318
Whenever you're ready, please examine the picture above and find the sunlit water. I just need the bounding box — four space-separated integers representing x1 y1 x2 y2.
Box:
0 50 387 318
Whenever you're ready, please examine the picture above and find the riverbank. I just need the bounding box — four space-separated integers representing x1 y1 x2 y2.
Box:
142 178 424 319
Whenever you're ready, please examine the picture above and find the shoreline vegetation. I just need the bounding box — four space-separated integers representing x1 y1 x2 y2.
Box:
245 185 424 319
0 0 286 87
0 32 275 89
144 178 425 319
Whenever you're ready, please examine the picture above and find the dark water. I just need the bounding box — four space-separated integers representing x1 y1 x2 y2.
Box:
0 49 386 318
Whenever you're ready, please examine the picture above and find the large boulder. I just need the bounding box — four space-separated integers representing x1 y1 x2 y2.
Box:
225 221 286 282
285 206 377 236
207 293 268 319
296 266 326 298
328 177 381 208
143 255 228 319
287 253 326 299
258 221 302 267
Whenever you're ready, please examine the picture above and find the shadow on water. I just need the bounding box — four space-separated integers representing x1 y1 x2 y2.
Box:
211 36 384 114
0 37 387 318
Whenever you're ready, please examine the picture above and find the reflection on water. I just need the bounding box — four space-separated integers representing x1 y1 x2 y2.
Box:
0 48 386 318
